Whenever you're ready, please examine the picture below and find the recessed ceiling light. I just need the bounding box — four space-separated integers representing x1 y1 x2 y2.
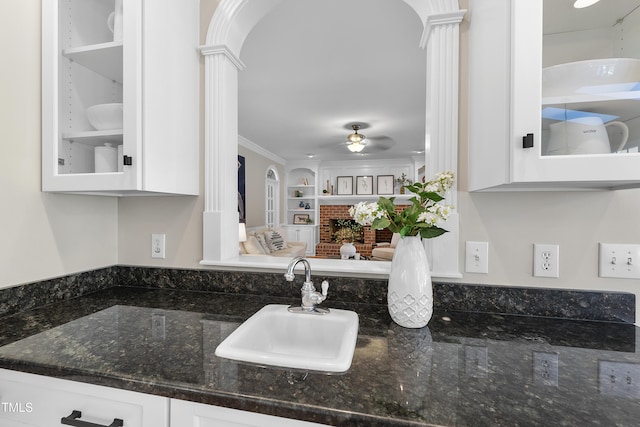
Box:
573 0 600 8
305 153 315 158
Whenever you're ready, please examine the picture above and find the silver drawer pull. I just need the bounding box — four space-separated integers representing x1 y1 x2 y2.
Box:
61 410 123 427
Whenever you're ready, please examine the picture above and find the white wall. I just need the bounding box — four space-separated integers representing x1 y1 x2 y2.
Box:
4 0 640 324
0 0 118 289
238 146 286 228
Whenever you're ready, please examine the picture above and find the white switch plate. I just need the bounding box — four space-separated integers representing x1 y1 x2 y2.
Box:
465 241 489 273
599 243 640 279
151 234 166 259
533 244 559 278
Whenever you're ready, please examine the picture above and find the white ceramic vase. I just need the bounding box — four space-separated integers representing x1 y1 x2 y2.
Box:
387 235 433 328
340 242 356 259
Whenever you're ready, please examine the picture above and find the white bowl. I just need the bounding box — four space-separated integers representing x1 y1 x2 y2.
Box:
86 103 123 130
542 58 640 97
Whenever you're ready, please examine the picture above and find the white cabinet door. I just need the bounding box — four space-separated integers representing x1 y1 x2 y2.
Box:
468 0 640 191
42 0 199 196
171 398 329 427
0 369 168 427
284 226 317 255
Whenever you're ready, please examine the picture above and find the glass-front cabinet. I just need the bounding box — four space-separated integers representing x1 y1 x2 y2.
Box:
468 0 640 191
42 0 199 195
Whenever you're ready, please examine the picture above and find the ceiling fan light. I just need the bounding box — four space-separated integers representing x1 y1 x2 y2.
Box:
347 142 365 152
347 132 365 143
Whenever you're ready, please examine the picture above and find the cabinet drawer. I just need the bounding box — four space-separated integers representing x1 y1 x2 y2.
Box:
0 369 168 427
171 398 330 427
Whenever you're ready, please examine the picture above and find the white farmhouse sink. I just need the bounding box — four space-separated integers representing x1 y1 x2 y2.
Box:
215 305 359 372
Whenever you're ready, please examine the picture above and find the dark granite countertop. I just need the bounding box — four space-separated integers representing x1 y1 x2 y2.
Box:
0 286 638 426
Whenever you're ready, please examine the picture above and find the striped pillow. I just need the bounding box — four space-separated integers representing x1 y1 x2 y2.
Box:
254 232 272 254
264 230 286 251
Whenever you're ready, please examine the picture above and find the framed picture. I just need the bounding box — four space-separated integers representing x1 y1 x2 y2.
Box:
293 213 310 224
356 176 373 195
336 176 353 195
377 175 394 195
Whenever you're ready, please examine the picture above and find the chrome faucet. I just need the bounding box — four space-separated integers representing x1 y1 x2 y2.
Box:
284 256 329 314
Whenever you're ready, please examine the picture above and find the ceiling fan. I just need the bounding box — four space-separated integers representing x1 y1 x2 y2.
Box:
346 124 367 152
343 123 395 154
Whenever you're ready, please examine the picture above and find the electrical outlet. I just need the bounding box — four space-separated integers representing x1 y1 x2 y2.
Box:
151 234 166 259
465 241 489 273
599 361 640 398
464 345 488 378
598 243 640 279
533 244 559 278
533 351 559 386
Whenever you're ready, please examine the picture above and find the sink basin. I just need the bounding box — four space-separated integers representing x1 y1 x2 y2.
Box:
215 304 359 372
542 58 640 97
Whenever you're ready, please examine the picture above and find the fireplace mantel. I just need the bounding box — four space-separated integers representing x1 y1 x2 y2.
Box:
317 194 412 205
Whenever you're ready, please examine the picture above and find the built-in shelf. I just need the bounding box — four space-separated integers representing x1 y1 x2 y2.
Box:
62 130 123 146
62 42 123 82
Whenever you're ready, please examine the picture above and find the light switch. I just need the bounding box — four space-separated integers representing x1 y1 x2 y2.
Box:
465 241 489 273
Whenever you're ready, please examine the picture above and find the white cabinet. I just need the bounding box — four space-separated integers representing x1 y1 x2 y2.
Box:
468 0 640 191
170 398 329 427
282 225 317 256
42 0 199 196
0 368 168 427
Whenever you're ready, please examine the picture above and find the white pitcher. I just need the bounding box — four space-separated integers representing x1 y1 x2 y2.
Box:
546 116 629 155
107 0 123 42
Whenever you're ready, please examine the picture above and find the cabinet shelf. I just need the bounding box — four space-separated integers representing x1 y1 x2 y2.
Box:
542 97 640 124
542 90 640 106
62 42 123 82
62 129 123 146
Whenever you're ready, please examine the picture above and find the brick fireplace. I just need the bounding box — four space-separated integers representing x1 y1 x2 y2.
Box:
315 204 403 258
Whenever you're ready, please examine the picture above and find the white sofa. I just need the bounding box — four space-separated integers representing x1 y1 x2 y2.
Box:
240 227 307 257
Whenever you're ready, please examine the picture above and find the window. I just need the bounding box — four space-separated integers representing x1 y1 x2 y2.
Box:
265 167 279 228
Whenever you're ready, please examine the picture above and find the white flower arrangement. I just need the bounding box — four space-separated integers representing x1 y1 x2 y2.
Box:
349 171 455 238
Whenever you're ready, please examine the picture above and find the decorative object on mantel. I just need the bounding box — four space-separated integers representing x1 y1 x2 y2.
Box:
377 175 394 195
350 171 455 328
395 173 412 194
356 176 373 195
336 176 353 195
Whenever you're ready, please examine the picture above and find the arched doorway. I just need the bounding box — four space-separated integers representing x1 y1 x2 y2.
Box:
265 167 280 228
200 0 464 278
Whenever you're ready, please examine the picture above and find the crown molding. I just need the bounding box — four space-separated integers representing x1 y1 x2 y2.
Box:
238 135 286 165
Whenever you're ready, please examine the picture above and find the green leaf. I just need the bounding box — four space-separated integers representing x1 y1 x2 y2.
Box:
377 197 396 213
419 227 448 239
371 217 391 230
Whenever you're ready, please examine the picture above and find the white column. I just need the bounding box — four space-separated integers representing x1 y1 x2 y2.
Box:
201 45 245 261
421 10 466 278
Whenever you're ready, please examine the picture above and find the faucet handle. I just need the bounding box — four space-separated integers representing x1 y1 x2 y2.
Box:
321 280 329 297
